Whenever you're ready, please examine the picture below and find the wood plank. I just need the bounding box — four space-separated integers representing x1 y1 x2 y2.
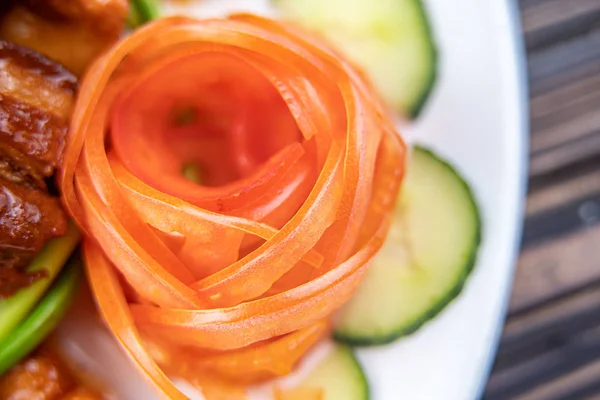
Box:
530 75 600 153
528 29 600 97
529 129 600 176
563 385 600 400
531 110 600 155
528 56 600 175
487 281 600 398
528 29 600 83
485 324 600 399
497 291 600 372
521 0 600 32
531 72 600 122
510 223 600 313
503 286 600 343
522 192 600 247
525 25 600 176
521 0 600 50
515 359 600 400
526 168 600 216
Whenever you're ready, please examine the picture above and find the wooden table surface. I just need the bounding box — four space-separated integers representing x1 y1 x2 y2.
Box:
483 1 600 399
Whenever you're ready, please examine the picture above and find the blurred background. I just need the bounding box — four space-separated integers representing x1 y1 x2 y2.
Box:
483 1 600 399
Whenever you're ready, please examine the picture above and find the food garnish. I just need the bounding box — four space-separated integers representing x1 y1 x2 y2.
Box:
58 13 406 397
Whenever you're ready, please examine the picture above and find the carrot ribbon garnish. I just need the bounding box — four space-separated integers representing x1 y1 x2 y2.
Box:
60 14 405 399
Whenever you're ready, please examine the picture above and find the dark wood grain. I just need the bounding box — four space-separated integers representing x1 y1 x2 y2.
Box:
484 1 600 399
522 0 600 50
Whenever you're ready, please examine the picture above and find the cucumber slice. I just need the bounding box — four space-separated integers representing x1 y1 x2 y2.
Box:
282 344 369 400
334 146 481 345
0 222 80 345
274 0 438 118
0 255 81 375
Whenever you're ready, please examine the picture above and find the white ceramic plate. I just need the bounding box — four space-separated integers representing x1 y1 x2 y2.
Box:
54 0 528 399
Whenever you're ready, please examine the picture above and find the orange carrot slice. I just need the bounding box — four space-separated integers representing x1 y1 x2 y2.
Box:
59 14 406 399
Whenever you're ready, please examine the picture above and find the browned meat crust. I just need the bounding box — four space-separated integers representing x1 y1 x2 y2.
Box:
0 40 77 94
0 1 128 76
0 178 67 298
0 179 67 253
0 40 76 120
27 0 129 38
0 94 70 177
0 142 46 190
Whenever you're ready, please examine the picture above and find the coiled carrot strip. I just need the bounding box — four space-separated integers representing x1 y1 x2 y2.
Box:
60 14 405 399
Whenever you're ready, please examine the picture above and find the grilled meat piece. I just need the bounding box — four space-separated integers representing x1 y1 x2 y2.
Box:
0 351 103 400
0 178 67 298
0 41 74 298
0 0 128 75
28 0 128 38
0 40 76 177
0 355 74 400
0 180 66 255
0 40 76 174
0 94 71 178
0 40 76 114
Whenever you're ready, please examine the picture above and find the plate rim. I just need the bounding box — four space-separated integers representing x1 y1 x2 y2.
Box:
471 0 530 398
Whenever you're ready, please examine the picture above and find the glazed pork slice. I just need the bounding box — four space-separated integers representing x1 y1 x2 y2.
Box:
0 178 67 298
0 40 76 176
